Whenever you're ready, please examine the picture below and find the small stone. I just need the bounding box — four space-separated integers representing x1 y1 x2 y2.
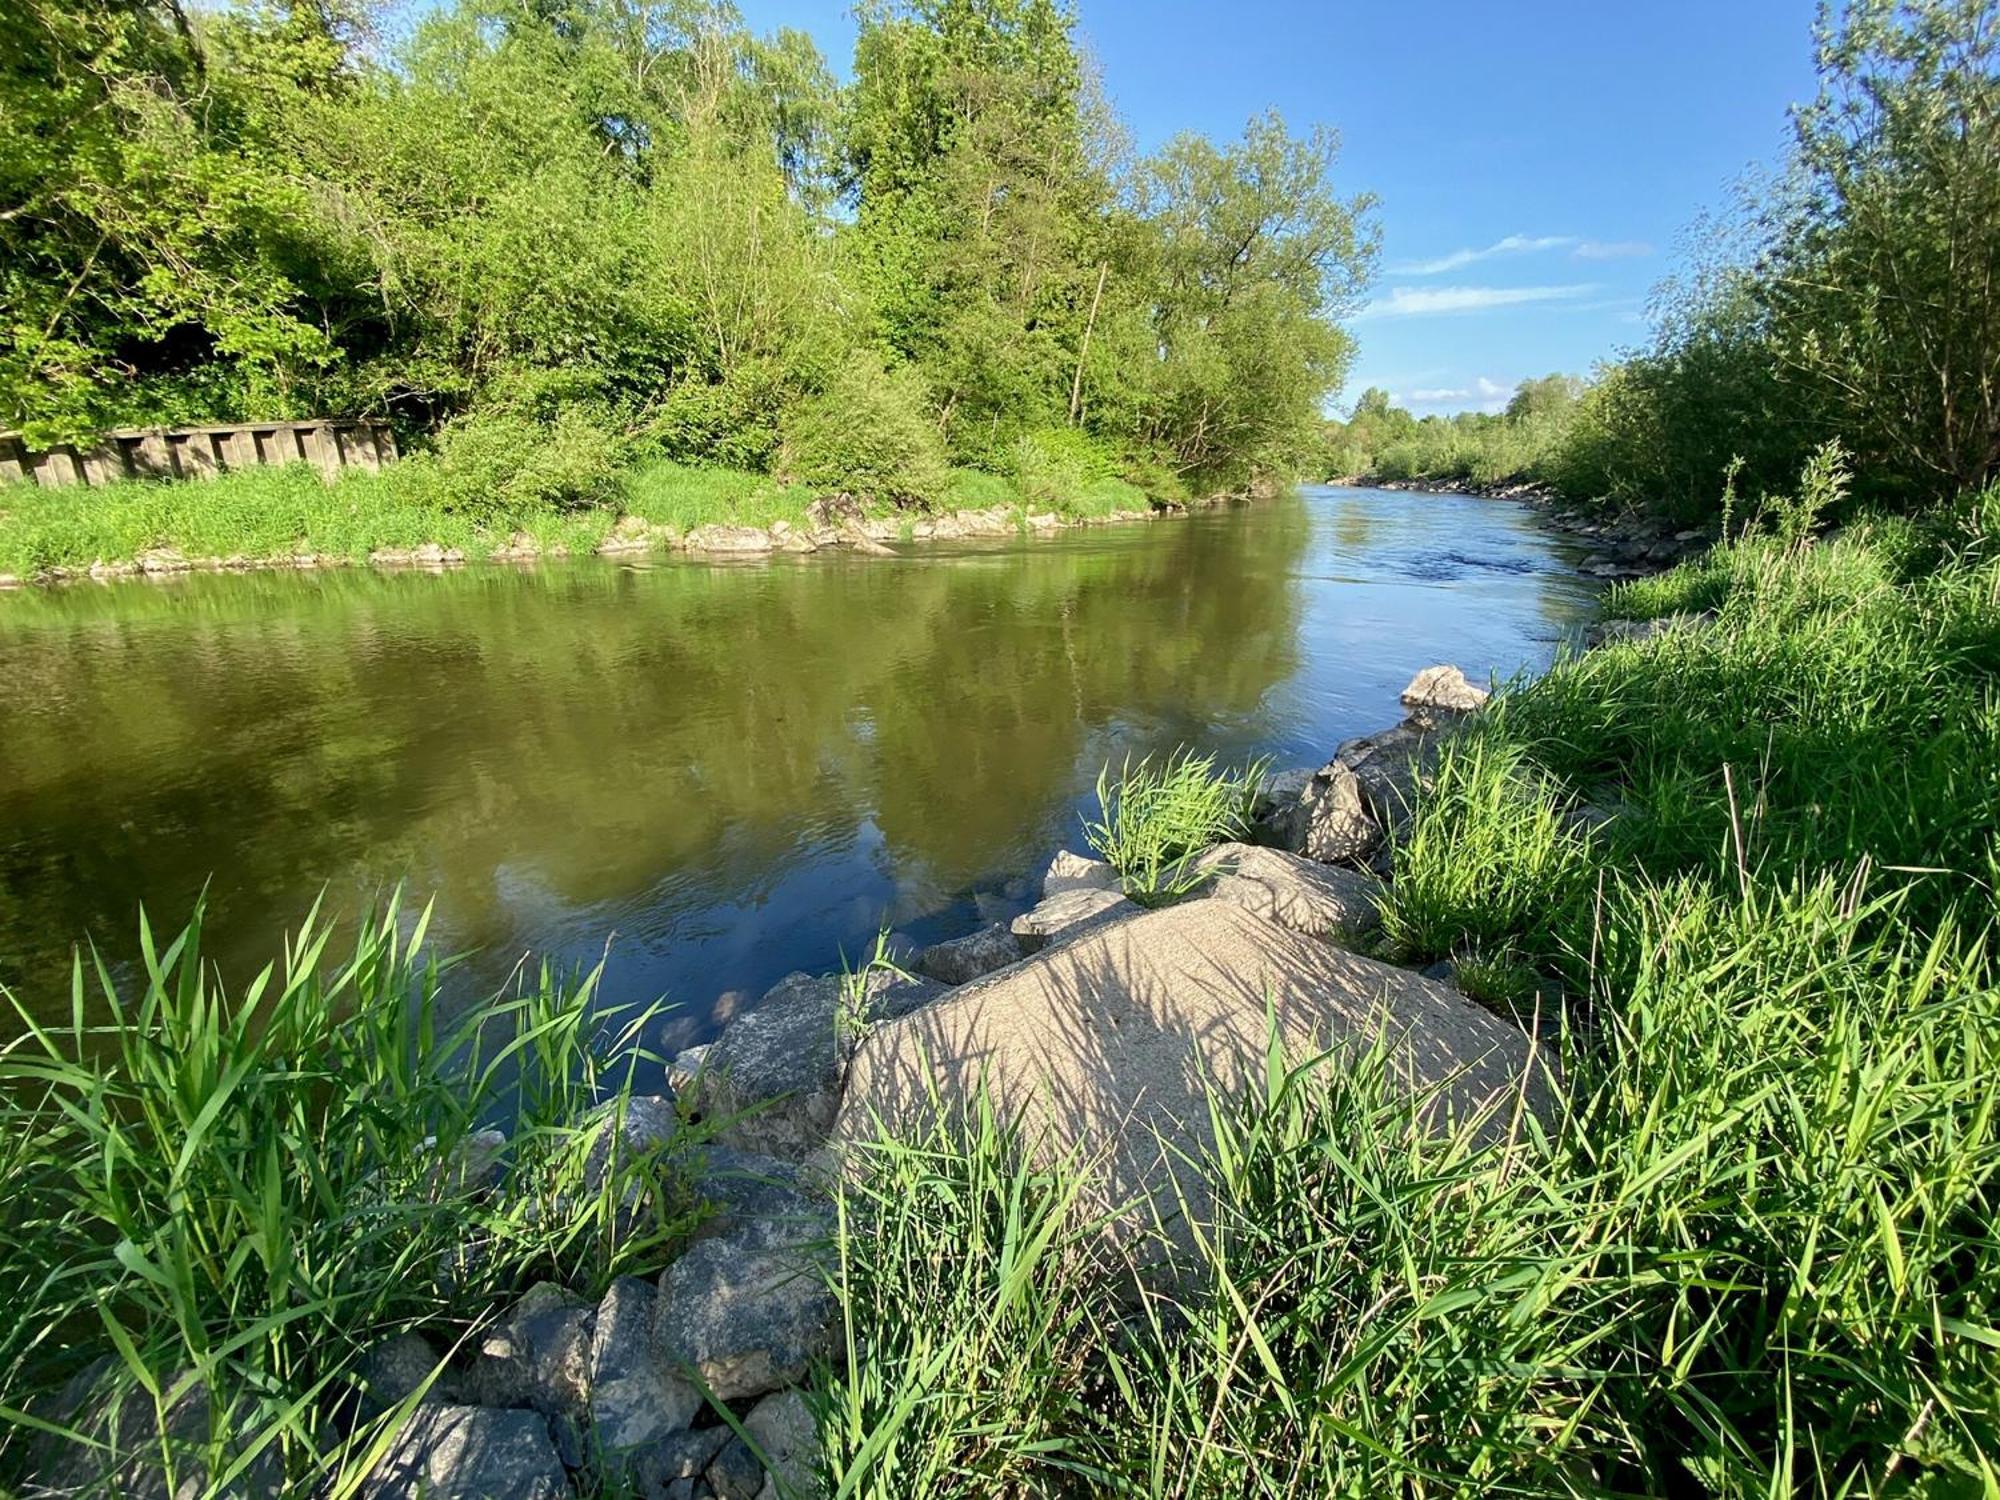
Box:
690 1148 822 1241
654 1220 836 1400
913 923 1022 985
585 1093 682 1194
365 1403 568 1500
636 1425 731 1491
1261 759 1380 865
708 1435 765 1499
699 973 847 1158
1041 849 1121 897
462 1283 593 1422
1010 887 1133 953
744 1390 821 1499
356 1331 451 1415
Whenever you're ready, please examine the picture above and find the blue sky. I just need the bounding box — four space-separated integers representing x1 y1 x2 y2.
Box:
741 0 1823 415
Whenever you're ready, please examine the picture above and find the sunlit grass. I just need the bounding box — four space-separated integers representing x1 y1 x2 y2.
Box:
1085 748 1268 904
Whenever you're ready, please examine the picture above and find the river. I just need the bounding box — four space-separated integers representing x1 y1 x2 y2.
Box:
0 485 1594 1049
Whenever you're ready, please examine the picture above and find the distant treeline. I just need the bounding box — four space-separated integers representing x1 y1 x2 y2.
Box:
2 0 1376 513
1325 0 2000 525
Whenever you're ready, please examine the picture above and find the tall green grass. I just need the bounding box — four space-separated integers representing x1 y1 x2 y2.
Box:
0 895 697 1493
1085 749 1269 904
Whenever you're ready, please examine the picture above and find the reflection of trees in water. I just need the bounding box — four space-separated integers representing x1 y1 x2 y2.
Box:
0 506 1311 1004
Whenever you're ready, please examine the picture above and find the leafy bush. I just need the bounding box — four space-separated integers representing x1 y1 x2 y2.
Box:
429 405 629 521
781 360 949 507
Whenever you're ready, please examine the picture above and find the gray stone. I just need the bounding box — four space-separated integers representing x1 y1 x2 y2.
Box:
700 973 847 1158
708 1435 765 1499
837 901 1554 1256
1041 848 1122 897
1010 886 1135 954
1399 664 1489 718
685 525 775 555
462 1282 593 1422
590 1276 700 1453
30 1364 286 1500
744 1390 821 1499
914 923 1023 985
365 1403 568 1500
356 1331 452 1415
585 1093 682 1194
1333 723 1441 832
1260 759 1380 864
1583 610 1716 650
636 1425 732 1493
862 967 948 1023
690 1147 822 1240
654 1220 837 1400
1191 843 1384 940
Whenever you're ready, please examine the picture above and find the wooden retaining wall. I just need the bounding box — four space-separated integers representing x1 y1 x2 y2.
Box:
0 419 399 488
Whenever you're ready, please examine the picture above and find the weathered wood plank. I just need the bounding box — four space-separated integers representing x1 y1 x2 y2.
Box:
0 420 399 487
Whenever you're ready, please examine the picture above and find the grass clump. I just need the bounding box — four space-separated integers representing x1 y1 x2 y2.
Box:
0 895 697 1493
622 458 819 533
1085 748 1268 904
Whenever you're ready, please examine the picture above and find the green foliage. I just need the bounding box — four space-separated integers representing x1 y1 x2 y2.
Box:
1323 375 1580 490
1085 749 1267 904
781 360 950 506
0 895 697 1489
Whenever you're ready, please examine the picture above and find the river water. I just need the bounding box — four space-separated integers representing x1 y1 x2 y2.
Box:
0 485 1594 1047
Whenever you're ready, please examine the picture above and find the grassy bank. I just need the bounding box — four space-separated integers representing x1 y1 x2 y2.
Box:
822 486 2000 1494
4 479 1994 1495
0 451 1169 583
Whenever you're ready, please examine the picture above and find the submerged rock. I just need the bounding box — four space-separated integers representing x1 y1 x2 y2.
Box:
1399 664 1489 719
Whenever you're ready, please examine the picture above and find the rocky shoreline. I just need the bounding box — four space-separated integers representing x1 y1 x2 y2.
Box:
276 656 1625 1499
0 490 1240 591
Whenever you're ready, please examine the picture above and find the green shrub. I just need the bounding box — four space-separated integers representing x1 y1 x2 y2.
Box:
430 405 628 521
1085 749 1267 904
781 361 949 507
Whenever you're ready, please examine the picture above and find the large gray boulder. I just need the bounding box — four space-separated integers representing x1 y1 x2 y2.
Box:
689 1148 823 1240
1259 759 1381 864
1190 843 1384 940
913 924 1022 985
365 1404 569 1500
653 1220 836 1401
698 972 847 1158
589 1276 700 1454
1011 886 1135 953
835 902 1552 1250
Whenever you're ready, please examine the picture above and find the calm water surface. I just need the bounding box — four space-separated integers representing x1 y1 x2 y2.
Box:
0 486 1594 1049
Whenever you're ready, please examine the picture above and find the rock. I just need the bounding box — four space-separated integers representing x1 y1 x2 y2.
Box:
654 1219 836 1401
1190 844 1384 940
690 1148 822 1240
668 1044 710 1096
357 1331 452 1415
1399 664 1489 718
634 1425 732 1495
708 1435 765 1498
1025 511 1061 530
805 494 865 531
366 1403 568 1500
838 522 896 556
1420 960 1459 987
1041 848 1122 897
1260 759 1380 864
860 967 948 1023
700 973 847 1158
1010 886 1135 954
585 1093 682 1194
686 525 776 555
836 902 1552 1253
462 1282 593 1422
1251 766 1315 817
590 1276 700 1453
419 1127 509 1196
1332 723 1441 832
744 1390 820 1499
914 923 1022 985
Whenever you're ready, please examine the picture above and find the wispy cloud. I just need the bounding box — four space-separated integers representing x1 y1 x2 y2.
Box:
1400 376 1514 412
1393 234 1576 276
1575 239 1654 260
1356 284 1598 320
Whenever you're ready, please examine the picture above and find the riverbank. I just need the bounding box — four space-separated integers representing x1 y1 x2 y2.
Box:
5 495 1995 1495
0 456 1243 589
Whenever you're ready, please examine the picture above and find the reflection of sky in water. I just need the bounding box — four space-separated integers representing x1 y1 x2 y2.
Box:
0 487 1596 1049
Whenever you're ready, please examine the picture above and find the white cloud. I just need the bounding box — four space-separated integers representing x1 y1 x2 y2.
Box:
1405 385 1471 403
1575 239 1654 260
1393 234 1576 276
1355 283 1598 320
1398 375 1514 413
